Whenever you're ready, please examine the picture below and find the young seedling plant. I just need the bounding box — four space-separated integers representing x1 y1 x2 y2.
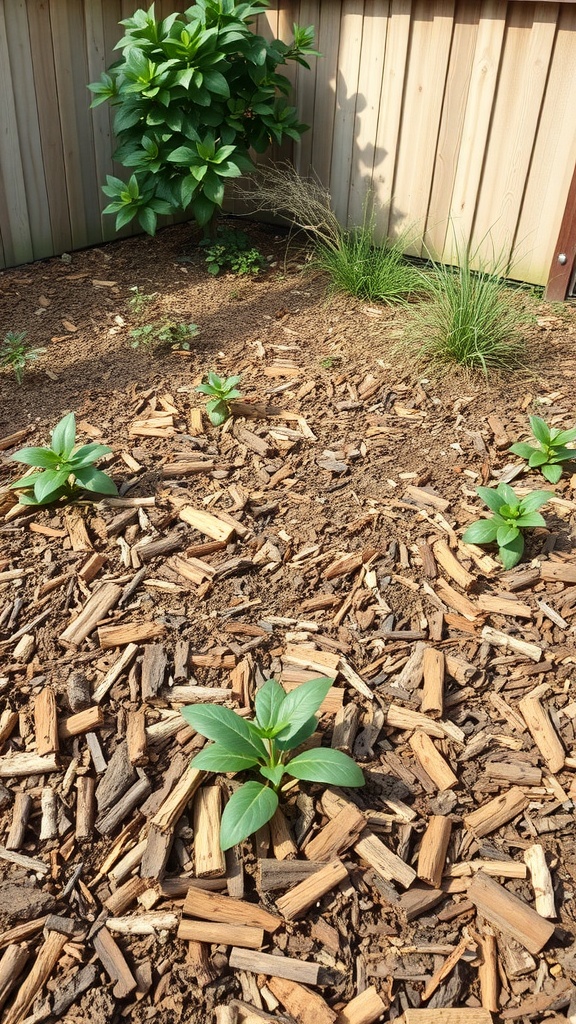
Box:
462 482 553 569
196 371 242 425
0 330 46 384
182 677 364 850
9 412 118 506
509 415 576 484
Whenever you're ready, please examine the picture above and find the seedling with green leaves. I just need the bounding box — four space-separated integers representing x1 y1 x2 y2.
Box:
509 415 576 484
127 286 158 317
9 413 118 507
182 677 364 850
129 320 198 352
200 227 266 276
1 330 46 384
196 371 242 425
462 482 553 569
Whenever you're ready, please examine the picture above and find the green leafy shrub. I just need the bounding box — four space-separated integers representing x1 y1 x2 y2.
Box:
9 413 118 507
88 1 318 234
403 244 529 374
129 319 199 351
200 226 266 275
1 331 46 384
182 677 364 849
196 371 242 424
462 483 553 569
510 416 576 484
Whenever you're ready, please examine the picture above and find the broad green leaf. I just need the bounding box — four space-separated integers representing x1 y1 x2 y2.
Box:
115 206 138 229
528 450 548 468
551 446 576 463
10 470 44 490
70 443 113 468
138 206 158 235
254 678 286 732
273 677 333 744
498 532 524 569
553 426 576 446
73 466 118 495
34 468 70 504
462 518 499 545
191 192 216 227
202 172 225 206
203 70 230 97
519 490 553 514
529 415 551 446
220 781 278 850
514 511 547 528
509 442 536 461
51 413 76 459
180 704 267 760
167 145 197 164
259 764 285 787
496 524 519 547
190 742 260 772
9 447 60 469
287 747 364 787
496 482 518 507
206 398 229 425
541 464 562 484
476 486 506 513
275 715 318 751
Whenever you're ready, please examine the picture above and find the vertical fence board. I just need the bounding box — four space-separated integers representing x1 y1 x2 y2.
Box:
329 0 365 222
0 2 34 266
513 3 576 284
470 3 558 268
391 0 455 253
372 0 412 239
424 0 481 257
293 0 321 176
309 2 341 184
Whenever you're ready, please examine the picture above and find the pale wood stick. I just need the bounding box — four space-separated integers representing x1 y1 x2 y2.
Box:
193 786 226 877
0 918 48 950
417 816 452 888
409 730 458 790
386 703 465 743
477 929 499 1012
126 708 148 766
178 919 264 949
93 925 137 998
183 885 282 932
59 705 103 739
34 686 59 756
6 792 32 850
518 693 565 773
467 871 555 954
266 976 337 1024
39 788 58 841
105 876 148 916
179 505 236 542
259 859 323 892
355 830 417 890
0 710 18 748
331 703 360 754
75 775 95 840
524 843 556 918
444 860 527 880
98 621 165 649
269 807 297 860
151 767 204 832
421 648 445 718
422 934 475 1001
432 540 475 590
0 943 29 1014
481 625 541 662
108 839 147 887
92 643 138 703
304 802 366 862
335 985 387 1024
3 930 67 1024
140 823 173 880
276 858 349 920
463 786 527 838
228 948 320 985
400 1013 493 1024
107 912 179 935
59 582 122 645
0 753 60 781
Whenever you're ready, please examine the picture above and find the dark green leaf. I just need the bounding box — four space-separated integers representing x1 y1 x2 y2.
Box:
254 678 286 732
519 490 553 514
273 677 333 744
287 747 364 787
514 511 547 528
528 450 548 468
476 486 506 513
509 442 535 461
220 782 278 850
34 468 71 504
529 416 551 445
496 524 519 547
462 518 499 545
275 715 318 751
9 447 60 469
541 463 562 484
180 704 267 760
73 466 118 495
259 764 285 787
498 532 524 569
51 413 76 459
190 743 260 772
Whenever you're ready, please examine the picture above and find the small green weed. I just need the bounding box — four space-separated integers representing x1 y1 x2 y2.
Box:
129 320 199 352
200 228 266 276
127 286 157 317
403 244 529 374
1 330 46 384
9 412 118 507
196 371 242 426
510 415 576 484
182 677 364 850
462 482 552 569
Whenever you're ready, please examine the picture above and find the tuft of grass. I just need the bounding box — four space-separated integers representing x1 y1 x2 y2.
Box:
312 227 424 305
402 246 530 374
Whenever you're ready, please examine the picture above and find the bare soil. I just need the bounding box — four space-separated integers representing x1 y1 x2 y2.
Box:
0 220 575 1024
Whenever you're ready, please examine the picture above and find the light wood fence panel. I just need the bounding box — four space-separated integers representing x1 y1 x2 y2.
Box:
0 0 575 286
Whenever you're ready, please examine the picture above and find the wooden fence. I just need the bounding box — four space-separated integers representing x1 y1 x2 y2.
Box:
1 0 575 285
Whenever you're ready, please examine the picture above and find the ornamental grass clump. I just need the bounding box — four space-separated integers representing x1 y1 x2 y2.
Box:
182 677 364 850
462 482 553 569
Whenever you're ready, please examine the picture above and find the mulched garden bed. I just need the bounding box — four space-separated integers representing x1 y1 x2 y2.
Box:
0 220 575 1024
